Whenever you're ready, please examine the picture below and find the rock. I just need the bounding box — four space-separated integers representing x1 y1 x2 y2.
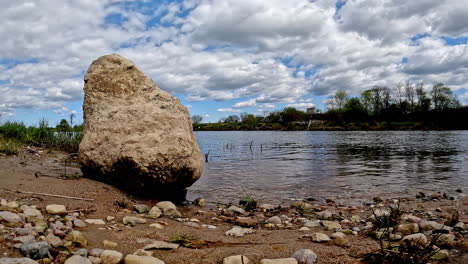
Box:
133 205 149 214
291 249 317 264
227 206 245 215
454 222 465 231
33 222 48 234
100 250 122 264
88 257 101 264
405 215 422 223
303 220 320 228
311 233 331 243
123 216 147 226
321 221 341 231
106 216 115 221
46 233 62 248
350 215 361 223
102 240 118 248
402 233 428 247
124 255 164 264
225 226 254 237
260 258 298 264
7 201 20 209
143 241 179 250
0 211 22 223
79 54 203 201
23 209 43 220
330 232 345 239
0 258 38 264
258 204 275 210
156 202 176 211
183 222 200 228
432 249 449 260
13 228 35 236
19 241 50 260
74 219 87 228
194 198 206 207
235 218 258 227
132 250 153 257
14 235 35 244
333 236 347 247
223 255 250 264
162 208 181 217
435 234 455 248
202 224 217 229
147 207 162 219
396 223 419 235
65 255 91 264
149 223 164 229
267 216 282 225
85 219 106 225
316 210 332 220
89 249 104 257
45 205 66 215
65 231 88 247
419 221 452 232
299 227 310 231
74 248 88 257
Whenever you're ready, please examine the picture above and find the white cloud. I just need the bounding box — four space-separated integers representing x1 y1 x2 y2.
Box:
1 0 468 116
217 108 242 113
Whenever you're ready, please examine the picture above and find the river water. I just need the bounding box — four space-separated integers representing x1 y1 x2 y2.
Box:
186 131 468 203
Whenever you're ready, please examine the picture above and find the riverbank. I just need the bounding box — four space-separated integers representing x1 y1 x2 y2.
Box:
0 149 467 264
193 121 468 131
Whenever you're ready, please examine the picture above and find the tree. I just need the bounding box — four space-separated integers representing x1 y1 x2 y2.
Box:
431 83 457 111
343 97 368 121
69 113 76 127
405 81 416 113
327 90 349 111
223 115 240 123
280 107 306 123
191 115 203 124
56 119 71 132
415 83 431 112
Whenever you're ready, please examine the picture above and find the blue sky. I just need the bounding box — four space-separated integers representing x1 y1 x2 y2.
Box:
1 0 468 126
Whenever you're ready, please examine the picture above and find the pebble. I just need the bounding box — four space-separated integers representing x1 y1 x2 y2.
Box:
143 241 180 250
89 249 104 257
155 202 176 211
13 235 35 244
404 215 422 223
223 255 250 264
74 219 87 228
161 208 181 217
7 201 20 209
0 258 38 264
266 216 282 225
183 222 200 228
402 233 428 247
88 257 101 264
303 220 320 228
311 233 331 243
85 219 106 225
102 240 118 248
46 233 63 248
23 209 43 220
65 255 92 264
132 249 153 257
396 223 419 235
333 236 347 247
65 231 88 247
316 210 332 220
100 250 123 264
202 224 217 229
291 249 317 264
194 198 206 207
124 255 165 264
147 207 161 219
73 249 88 257
260 258 298 264
123 216 147 226
45 205 67 215
19 241 50 260
330 232 345 239
350 215 361 223
106 216 115 221
149 223 164 229
258 204 275 211
432 249 449 260
225 226 254 237
133 204 149 214
299 227 310 231
321 221 341 231
0 211 22 223
227 206 245 215
13 228 35 236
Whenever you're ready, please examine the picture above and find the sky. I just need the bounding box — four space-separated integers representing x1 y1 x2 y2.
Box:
1 0 468 125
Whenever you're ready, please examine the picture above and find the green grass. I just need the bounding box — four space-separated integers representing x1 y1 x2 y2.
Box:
0 120 82 154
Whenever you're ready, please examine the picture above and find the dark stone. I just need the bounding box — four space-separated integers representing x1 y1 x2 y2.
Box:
19 241 50 260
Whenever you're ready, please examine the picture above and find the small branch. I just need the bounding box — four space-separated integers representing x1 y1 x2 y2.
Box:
3 188 94 201
66 208 96 214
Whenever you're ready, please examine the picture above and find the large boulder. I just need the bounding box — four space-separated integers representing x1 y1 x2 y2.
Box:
79 54 203 201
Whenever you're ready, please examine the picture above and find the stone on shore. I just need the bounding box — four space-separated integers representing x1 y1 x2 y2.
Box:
133 205 149 214
311 233 331 243
402 234 428 247
147 207 162 218
46 205 67 215
124 255 165 264
65 255 92 264
260 258 298 264
0 211 22 223
123 216 147 226
79 54 203 201
223 255 250 264
291 249 317 264
225 226 254 237
85 219 106 225
0 258 38 264
100 250 122 264
143 241 179 250
396 223 419 235
19 241 50 259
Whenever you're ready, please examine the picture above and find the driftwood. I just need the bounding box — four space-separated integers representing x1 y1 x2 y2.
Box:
2 188 94 201
66 208 97 213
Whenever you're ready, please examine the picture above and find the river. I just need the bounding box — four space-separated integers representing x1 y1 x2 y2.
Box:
186 131 468 203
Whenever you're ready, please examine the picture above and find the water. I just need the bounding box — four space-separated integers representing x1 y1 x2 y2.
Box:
187 131 468 203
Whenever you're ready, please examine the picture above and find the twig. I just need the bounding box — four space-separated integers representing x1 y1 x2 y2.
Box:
66 208 97 213
3 188 94 201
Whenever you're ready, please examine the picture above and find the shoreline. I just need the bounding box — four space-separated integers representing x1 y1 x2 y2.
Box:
0 149 467 263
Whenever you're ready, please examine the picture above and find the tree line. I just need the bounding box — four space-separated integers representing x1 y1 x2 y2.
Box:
193 82 467 130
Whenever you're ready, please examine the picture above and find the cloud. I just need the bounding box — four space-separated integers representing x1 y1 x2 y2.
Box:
217 108 242 113
1 0 468 117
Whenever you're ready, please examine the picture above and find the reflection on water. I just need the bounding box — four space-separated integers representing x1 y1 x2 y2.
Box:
187 131 468 203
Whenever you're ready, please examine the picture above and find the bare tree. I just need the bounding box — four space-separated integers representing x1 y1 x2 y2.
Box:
405 81 416 113
191 115 203 124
